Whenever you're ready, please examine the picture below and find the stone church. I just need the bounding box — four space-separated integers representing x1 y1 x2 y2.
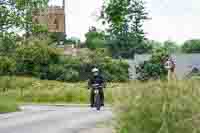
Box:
32 6 65 33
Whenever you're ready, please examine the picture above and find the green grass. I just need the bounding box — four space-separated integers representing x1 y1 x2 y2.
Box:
2 75 200 133
0 76 124 104
2 76 200 133
0 96 19 113
114 80 200 133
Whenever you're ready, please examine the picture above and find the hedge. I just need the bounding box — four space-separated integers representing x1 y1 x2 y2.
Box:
0 41 129 82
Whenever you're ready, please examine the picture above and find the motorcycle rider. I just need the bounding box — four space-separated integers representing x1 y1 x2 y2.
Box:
88 67 106 108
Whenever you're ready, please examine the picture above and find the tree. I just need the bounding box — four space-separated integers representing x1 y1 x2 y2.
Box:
182 39 200 53
32 24 48 38
15 0 48 37
0 32 17 55
0 0 48 35
0 0 49 56
101 0 149 58
163 40 179 54
85 27 107 50
146 40 162 50
0 1 21 32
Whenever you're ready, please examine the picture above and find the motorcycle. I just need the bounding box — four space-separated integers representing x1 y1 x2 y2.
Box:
92 84 103 111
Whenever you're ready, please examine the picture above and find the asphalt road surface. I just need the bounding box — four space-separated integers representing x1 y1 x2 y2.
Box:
0 105 113 133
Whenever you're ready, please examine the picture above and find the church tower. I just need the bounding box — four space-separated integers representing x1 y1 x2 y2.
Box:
32 0 65 34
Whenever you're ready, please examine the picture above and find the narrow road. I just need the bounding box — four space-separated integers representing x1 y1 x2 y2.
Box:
0 105 113 133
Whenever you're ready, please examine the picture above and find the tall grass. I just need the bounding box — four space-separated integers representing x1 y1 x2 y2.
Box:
0 76 122 104
115 80 200 133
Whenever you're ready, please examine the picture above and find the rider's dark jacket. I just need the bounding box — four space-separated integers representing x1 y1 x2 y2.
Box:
88 75 105 89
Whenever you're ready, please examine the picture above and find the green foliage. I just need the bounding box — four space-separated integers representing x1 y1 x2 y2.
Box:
65 38 76 44
1 43 127 82
151 48 169 63
80 49 129 82
16 41 58 65
0 32 17 55
46 48 128 82
100 58 129 82
107 38 135 58
16 0 48 36
0 95 18 113
115 81 200 133
182 39 200 53
0 56 16 75
48 32 66 45
135 40 153 54
146 40 180 54
147 40 163 50
163 40 179 54
136 48 168 81
90 38 107 49
0 2 21 32
108 38 153 58
0 76 121 104
85 27 107 49
15 39 59 76
53 53 129 82
101 0 149 58
0 36 129 82
47 62 80 82
31 24 48 37
134 40 180 81
0 0 48 36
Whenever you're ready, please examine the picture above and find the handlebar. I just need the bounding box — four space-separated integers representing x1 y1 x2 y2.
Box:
91 84 103 89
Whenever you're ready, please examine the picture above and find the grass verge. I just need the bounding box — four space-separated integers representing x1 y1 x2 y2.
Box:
0 76 124 104
0 95 19 113
114 80 200 133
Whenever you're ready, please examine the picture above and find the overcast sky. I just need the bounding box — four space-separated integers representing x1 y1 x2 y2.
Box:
50 0 200 43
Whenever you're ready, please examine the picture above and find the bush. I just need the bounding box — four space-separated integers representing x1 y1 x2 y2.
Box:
48 64 80 82
15 39 59 76
80 49 129 81
49 55 129 82
1 37 129 82
182 39 200 53
136 48 168 81
108 38 152 59
89 38 107 49
115 81 200 133
0 33 17 55
85 28 107 50
100 58 129 82
0 56 16 75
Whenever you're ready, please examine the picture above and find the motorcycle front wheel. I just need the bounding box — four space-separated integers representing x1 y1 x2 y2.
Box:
95 93 101 111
